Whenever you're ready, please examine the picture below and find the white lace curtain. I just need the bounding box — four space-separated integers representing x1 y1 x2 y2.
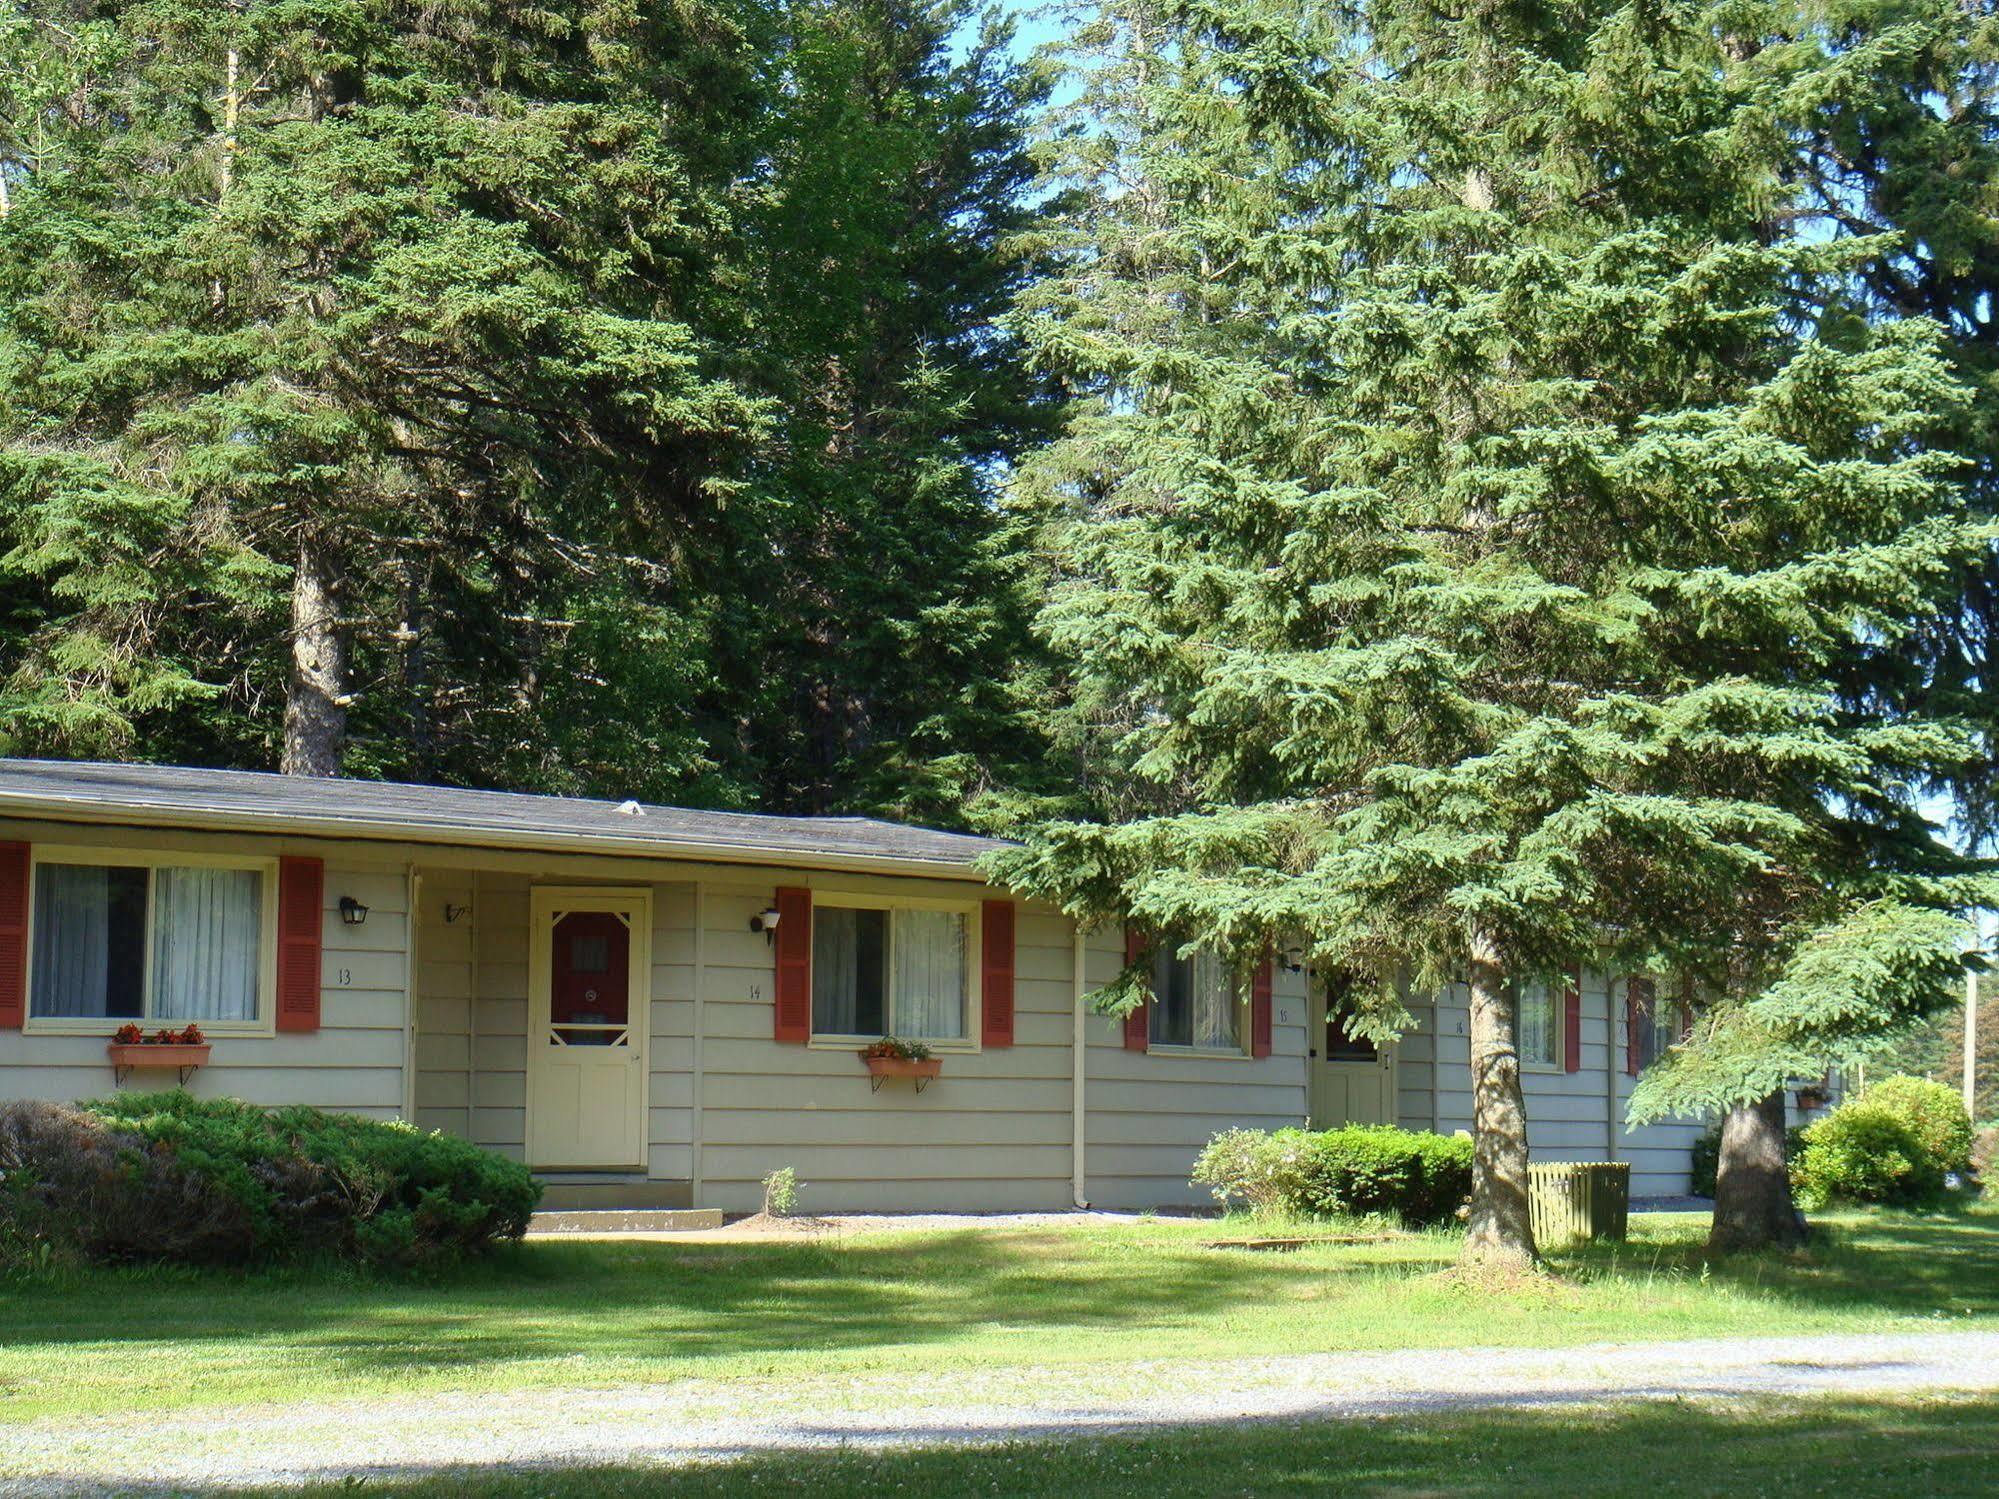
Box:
1190 950 1238 1050
812 906 864 1034
29 862 259 1022
810 906 967 1040
153 867 261 1022
1517 982 1558 1066
892 909 966 1040
30 865 117 1017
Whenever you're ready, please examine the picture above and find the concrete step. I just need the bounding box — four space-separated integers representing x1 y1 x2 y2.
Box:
535 1178 692 1212
527 1208 724 1235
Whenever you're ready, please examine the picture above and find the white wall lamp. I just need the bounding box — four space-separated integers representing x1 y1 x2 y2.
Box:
749 905 782 944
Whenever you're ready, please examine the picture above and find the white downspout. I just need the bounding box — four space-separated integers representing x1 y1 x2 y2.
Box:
1605 972 1621 1163
402 866 421 1123
692 879 707 1206
1072 923 1089 1210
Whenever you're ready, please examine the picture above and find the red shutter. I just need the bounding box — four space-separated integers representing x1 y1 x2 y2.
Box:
1562 965 1582 1074
0 842 27 1029
1625 977 1649 1076
773 885 812 1042
1250 953 1274 1059
980 899 1015 1048
275 856 323 1033
1122 924 1149 1052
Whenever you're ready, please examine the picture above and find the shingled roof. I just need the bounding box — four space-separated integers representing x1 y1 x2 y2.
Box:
0 759 1009 878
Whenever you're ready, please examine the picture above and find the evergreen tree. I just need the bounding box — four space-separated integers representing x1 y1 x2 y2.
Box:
0 0 1051 825
1779 0 1999 839
990 0 1986 1265
717 0 1057 822
0 0 774 782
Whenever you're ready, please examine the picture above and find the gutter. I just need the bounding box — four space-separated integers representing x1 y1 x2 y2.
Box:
0 791 999 883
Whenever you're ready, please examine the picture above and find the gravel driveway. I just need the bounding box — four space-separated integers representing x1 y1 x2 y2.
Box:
6 1329 1996 1495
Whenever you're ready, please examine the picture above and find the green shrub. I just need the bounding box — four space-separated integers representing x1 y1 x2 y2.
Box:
1191 1128 1313 1215
1691 1125 1720 1198
0 1091 538 1271
1191 1125 1471 1227
1860 1076 1974 1174
1405 1131 1477 1224
1791 1100 1947 1210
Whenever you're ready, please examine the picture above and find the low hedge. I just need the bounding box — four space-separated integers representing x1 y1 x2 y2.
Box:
1788 1078 1975 1211
1791 1100 1945 1210
1859 1076 1974 1174
1191 1124 1472 1227
0 1091 539 1272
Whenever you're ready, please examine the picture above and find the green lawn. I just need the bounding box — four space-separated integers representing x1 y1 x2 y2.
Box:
2 1206 1994 1425
243 1395 1998 1497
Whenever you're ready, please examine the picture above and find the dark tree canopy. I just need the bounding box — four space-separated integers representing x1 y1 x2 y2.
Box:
0 0 1053 822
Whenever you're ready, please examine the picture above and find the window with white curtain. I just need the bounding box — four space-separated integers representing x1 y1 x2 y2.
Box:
1629 977 1681 1071
1150 944 1243 1052
1516 981 1561 1068
811 901 971 1043
29 856 268 1027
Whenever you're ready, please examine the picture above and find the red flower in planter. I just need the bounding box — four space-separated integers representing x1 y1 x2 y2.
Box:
112 1023 144 1045
175 1025 204 1046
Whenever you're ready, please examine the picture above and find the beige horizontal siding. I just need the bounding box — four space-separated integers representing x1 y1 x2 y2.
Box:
1409 974 1709 1196
1083 926 1308 1211
696 881 1078 1214
0 818 410 1119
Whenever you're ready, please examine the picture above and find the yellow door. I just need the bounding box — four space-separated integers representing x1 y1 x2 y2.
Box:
1307 972 1398 1127
527 887 650 1169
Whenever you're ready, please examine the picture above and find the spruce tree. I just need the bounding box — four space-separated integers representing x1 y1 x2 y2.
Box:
990 0 1987 1264
719 0 1057 822
0 0 774 779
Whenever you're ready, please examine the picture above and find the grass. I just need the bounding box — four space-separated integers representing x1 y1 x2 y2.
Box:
1 1205 1994 1425
228 1395 1999 1497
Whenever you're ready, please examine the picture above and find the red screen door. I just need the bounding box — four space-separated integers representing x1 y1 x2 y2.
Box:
551 910 631 1047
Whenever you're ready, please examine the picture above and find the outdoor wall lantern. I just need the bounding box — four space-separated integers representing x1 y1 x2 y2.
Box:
749 905 782 943
338 896 370 926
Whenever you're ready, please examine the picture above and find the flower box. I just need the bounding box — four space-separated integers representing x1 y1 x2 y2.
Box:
862 1053 942 1093
107 1041 211 1085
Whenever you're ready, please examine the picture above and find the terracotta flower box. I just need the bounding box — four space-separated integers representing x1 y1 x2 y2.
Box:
107 1041 211 1084
862 1053 942 1092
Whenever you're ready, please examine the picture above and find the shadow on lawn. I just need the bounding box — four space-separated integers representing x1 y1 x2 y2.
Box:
73 1391 1999 1498
0 1224 1436 1376
4 1208 1994 1387
1554 1204 1999 1319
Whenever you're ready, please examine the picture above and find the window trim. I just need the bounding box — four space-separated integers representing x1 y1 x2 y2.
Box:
1514 979 1564 1074
805 891 983 1054
1145 945 1250 1058
22 844 281 1038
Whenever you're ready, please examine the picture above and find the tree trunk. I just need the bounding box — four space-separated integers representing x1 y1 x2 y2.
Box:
1461 928 1538 1267
282 532 347 777
1708 1088 1805 1253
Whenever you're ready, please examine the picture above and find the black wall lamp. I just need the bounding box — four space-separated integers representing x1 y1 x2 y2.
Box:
338 896 369 926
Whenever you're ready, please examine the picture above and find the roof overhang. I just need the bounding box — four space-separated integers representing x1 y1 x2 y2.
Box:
0 783 1002 883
